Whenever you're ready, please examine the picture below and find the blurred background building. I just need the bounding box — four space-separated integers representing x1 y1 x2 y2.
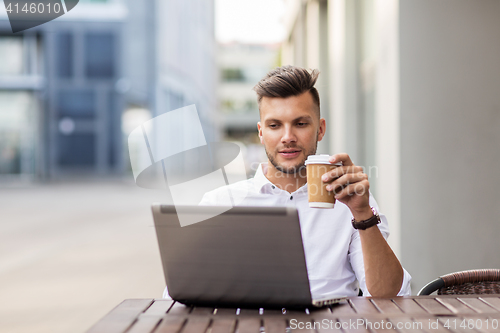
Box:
0 0 216 182
217 42 278 175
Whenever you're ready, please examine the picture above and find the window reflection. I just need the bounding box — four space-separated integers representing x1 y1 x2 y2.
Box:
0 91 37 175
0 37 25 76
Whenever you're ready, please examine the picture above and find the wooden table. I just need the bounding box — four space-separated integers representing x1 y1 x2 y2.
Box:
87 295 500 332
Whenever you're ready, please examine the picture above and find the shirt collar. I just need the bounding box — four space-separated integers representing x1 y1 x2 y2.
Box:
253 162 308 194
253 162 274 193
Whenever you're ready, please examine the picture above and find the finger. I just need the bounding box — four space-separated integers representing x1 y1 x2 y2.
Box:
326 172 368 192
334 180 370 199
322 166 364 183
329 153 354 166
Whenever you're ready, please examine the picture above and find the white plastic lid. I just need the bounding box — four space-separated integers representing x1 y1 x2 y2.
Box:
305 154 342 165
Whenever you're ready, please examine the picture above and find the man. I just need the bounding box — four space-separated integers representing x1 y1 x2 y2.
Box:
200 65 411 297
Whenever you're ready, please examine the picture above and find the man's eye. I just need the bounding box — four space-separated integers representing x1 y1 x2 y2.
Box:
269 124 278 128
297 122 308 126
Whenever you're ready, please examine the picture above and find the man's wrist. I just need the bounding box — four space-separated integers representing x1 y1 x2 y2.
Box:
351 207 381 230
350 206 373 221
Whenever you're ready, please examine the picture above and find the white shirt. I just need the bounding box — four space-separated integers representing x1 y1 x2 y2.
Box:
197 162 412 298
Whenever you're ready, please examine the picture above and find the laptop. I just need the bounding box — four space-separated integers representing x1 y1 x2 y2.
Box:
151 203 346 308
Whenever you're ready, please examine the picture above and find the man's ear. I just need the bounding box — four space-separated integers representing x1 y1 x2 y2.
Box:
257 122 263 144
317 118 326 142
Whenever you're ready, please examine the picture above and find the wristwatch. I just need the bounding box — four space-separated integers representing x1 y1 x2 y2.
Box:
351 207 381 230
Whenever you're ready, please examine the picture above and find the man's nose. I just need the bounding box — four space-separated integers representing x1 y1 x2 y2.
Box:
281 126 297 143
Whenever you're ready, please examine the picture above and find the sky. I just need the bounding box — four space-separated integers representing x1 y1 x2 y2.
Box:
215 0 286 44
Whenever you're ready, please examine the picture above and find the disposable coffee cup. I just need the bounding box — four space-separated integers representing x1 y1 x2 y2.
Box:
305 154 342 208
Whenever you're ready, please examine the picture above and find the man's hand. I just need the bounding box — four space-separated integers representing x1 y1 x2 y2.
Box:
321 153 404 297
321 153 372 220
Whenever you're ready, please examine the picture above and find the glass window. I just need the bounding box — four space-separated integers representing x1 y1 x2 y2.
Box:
242 66 269 83
0 130 21 174
58 134 95 166
56 33 73 78
221 99 235 112
244 100 258 112
85 33 115 79
57 90 95 118
0 37 25 75
221 68 245 82
0 91 37 175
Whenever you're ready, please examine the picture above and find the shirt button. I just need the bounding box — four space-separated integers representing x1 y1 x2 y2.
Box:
290 196 293 200
272 185 275 189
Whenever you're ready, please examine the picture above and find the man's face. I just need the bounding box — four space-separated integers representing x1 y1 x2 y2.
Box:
257 91 326 174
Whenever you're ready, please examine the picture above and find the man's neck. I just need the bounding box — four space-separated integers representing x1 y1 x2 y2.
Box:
264 162 307 193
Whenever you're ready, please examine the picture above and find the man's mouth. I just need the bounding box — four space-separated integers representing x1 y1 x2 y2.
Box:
278 149 301 158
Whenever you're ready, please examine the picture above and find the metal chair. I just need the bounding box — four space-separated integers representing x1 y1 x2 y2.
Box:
418 269 500 295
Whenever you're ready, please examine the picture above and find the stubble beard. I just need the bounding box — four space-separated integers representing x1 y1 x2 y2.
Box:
266 133 319 175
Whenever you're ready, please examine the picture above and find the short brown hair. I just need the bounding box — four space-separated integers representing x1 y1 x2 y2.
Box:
253 65 320 115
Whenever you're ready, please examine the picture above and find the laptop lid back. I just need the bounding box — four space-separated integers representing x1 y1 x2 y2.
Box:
152 204 312 308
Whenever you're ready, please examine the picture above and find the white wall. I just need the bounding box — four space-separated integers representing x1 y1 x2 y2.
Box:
399 0 500 292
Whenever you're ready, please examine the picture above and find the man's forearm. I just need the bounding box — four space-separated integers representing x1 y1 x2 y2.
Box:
358 226 404 297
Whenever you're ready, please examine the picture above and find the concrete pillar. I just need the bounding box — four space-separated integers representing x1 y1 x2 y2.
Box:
373 0 401 258
399 0 500 291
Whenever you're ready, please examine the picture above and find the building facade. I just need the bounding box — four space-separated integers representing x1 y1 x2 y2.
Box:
216 42 279 175
0 0 216 181
217 43 278 140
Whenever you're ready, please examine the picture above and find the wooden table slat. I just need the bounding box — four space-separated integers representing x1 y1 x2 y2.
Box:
411 317 448 333
167 302 192 315
329 302 357 315
479 297 500 312
263 317 288 333
392 298 428 314
87 299 154 333
88 296 500 333
316 318 344 333
190 306 215 315
213 308 238 316
458 298 499 314
210 318 236 333
178 317 210 333
371 317 398 332
125 316 162 333
262 308 285 316
238 308 260 316
414 298 453 315
437 298 478 314
460 316 497 333
308 307 333 318
349 298 380 314
152 317 186 333
387 317 425 333
371 299 404 314
144 300 174 315
283 308 310 317
167 302 193 315
440 316 480 333
235 318 262 333
338 318 370 333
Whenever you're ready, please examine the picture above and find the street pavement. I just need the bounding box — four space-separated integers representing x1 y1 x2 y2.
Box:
0 179 170 333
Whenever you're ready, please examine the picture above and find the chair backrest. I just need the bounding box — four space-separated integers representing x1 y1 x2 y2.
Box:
418 269 500 296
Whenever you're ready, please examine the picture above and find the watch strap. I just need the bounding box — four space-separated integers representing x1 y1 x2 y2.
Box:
351 207 381 230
